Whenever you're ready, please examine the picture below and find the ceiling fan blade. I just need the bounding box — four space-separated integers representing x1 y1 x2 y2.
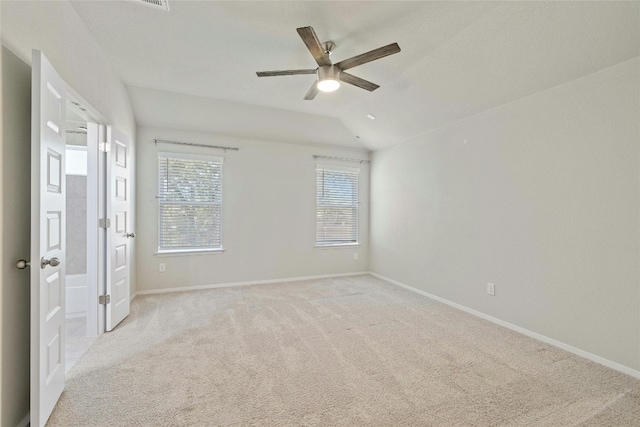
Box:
297 26 332 67
256 69 317 77
303 81 319 100
340 72 380 92
336 43 401 71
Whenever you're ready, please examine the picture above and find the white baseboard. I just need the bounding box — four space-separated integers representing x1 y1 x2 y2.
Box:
136 271 370 296
16 413 29 427
130 291 138 302
369 271 640 380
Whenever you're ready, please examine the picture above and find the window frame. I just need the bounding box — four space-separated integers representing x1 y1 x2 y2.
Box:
315 164 360 248
156 151 224 255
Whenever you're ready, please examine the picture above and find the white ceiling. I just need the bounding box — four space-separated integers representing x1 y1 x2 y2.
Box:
70 1 639 151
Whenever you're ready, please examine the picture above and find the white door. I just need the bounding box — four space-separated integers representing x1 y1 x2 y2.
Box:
30 50 67 427
106 126 132 330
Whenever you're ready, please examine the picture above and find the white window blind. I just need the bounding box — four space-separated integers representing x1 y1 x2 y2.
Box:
316 166 359 246
158 153 223 252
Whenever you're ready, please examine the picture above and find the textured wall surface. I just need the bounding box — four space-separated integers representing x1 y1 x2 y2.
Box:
370 58 640 372
136 127 370 293
66 175 87 275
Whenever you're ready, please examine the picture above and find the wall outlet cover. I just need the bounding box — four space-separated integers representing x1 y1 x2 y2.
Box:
487 282 495 296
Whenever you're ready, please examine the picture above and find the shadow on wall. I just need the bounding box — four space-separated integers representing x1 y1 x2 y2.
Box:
2 46 32 427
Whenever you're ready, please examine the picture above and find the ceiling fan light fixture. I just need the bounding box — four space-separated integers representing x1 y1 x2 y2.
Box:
255 27 400 100
317 78 340 92
317 65 341 92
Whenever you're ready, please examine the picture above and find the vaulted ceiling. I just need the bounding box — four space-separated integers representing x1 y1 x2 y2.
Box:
69 1 639 151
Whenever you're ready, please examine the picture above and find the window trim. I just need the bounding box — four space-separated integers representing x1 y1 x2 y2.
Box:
315 164 360 248
157 151 224 253
314 243 360 249
155 248 226 257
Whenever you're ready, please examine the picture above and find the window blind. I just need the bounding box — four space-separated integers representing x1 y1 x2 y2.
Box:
158 153 223 251
316 166 359 246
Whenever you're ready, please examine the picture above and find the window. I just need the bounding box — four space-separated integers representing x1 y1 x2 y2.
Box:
157 152 223 252
316 166 359 246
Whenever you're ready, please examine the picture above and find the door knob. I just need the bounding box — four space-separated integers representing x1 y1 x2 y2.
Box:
41 257 60 269
16 259 30 269
126 232 136 238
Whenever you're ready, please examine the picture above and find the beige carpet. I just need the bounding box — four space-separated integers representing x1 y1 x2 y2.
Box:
48 275 640 426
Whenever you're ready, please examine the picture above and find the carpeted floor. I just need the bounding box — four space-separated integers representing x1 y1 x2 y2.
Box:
48 275 640 426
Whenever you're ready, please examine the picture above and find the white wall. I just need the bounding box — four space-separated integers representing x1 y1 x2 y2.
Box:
370 58 640 372
1 1 135 139
136 127 369 293
1 0 137 294
1 2 137 425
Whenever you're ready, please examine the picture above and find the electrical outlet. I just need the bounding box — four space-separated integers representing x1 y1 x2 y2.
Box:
159 263 166 273
354 252 359 261
487 282 495 296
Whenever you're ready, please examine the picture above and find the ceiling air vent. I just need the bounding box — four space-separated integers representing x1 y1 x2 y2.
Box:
128 0 170 12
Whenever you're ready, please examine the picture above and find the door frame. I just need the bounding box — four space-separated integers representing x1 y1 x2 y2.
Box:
30 50 129 426
66 87 107 337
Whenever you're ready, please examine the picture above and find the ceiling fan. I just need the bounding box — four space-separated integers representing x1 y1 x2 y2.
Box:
256 26 401 100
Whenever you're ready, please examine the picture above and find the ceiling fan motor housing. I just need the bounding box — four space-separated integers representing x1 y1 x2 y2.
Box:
318 65 340 82
317 65 341 92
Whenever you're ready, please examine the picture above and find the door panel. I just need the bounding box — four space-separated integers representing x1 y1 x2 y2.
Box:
31 50 67 427
106 126 132 331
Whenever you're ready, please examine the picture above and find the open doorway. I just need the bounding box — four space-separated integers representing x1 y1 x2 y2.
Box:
64 100 99 373
29 50 131 426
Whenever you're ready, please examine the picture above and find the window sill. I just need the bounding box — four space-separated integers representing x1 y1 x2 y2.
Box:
315 243 361 249
155 249 225 257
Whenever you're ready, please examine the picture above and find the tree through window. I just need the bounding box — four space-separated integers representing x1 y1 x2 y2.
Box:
316 166 359 246
157 153 223 252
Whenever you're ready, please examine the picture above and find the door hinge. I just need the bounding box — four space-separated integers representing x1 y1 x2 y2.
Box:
99 218 111 229
99 295 111 305
99 141 111 152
